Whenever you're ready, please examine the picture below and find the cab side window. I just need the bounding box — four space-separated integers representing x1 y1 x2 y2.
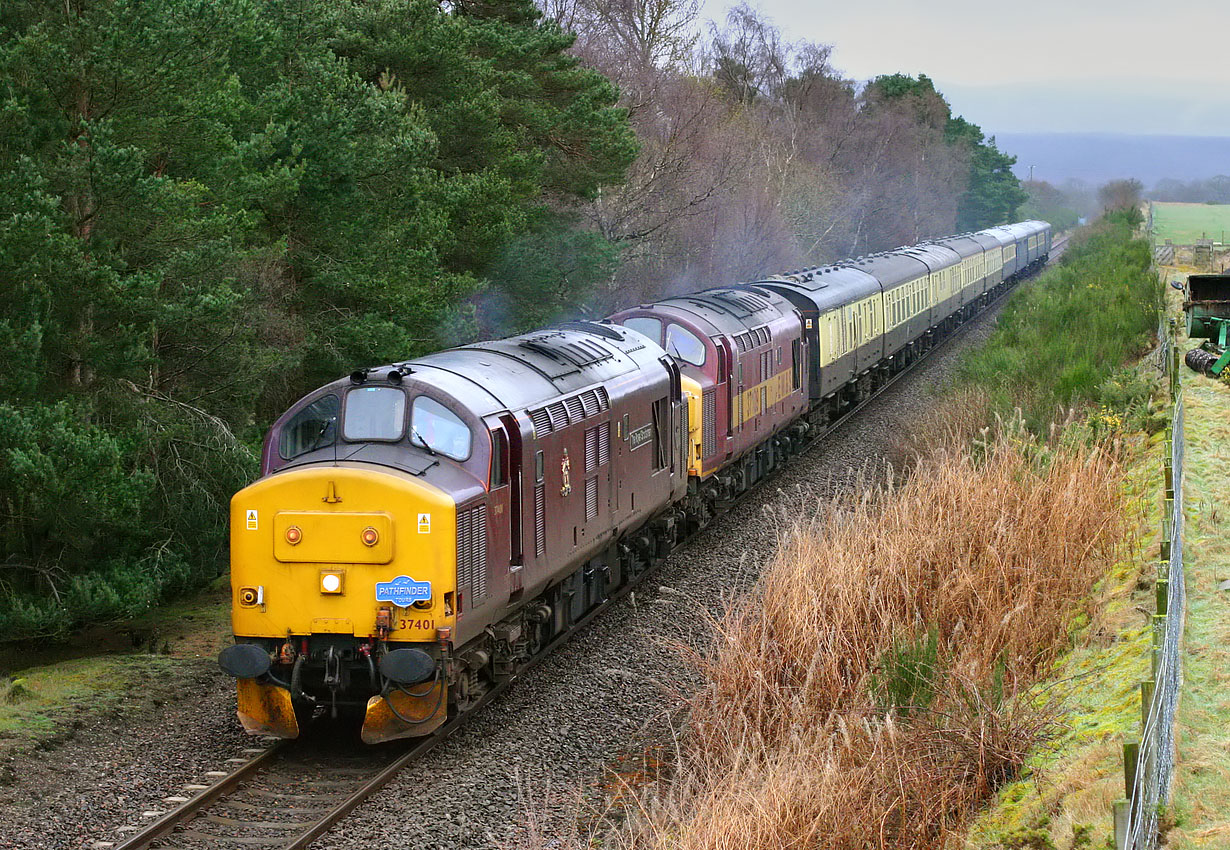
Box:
279 394 339 460
489 429 508 488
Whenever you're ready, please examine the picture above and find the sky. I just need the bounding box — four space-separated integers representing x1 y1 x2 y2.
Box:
698 0 1230 137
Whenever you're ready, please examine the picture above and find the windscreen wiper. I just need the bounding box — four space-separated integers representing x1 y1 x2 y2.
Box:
410 426 437 456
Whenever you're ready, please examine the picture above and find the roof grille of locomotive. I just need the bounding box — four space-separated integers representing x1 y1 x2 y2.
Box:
519 333 615 368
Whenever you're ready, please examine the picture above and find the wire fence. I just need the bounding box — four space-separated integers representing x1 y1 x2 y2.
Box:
1141 316 1173 382
1117 328 1185 850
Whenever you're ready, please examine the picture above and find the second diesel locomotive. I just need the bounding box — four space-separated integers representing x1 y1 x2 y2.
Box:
219 221 1052 743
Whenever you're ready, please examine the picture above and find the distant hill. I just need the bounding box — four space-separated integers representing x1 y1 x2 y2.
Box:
994 133 1230 186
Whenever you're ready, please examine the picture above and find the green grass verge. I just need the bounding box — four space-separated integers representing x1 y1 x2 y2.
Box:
1151 202 1230 246
954 215 1172 848
958 212 1162 434
1166 375 1230 848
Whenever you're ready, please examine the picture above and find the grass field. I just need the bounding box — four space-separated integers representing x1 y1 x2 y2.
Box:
1152 202 1230 245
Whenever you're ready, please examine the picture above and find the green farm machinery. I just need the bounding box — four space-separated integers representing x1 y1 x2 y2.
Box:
1184 273 1230 375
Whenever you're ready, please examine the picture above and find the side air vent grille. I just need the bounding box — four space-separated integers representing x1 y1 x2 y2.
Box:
585 476 598 521
529 407 552 434
534 484 546 557
597 421 610 466
580 390 600 417
585 426 599 472
531 391 611 436
456 504 488 610
702 389 717 458
565 396 585 422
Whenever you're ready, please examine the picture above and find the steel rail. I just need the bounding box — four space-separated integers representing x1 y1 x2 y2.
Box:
112 744 286 850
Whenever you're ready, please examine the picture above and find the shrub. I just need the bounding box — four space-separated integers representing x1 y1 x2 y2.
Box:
958 215 1161 434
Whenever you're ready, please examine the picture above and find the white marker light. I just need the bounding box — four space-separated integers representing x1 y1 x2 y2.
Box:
321 573 342 594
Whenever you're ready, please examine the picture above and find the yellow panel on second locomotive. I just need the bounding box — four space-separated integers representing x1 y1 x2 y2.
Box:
273 511 392 564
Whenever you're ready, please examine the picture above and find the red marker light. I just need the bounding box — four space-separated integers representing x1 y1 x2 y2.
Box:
361 526 379 547
285 526 302 545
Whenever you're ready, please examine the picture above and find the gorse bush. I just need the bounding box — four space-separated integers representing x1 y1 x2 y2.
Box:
870 626 943 714
959 211 1161 433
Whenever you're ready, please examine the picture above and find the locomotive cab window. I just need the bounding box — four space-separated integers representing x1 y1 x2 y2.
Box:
664 323 706 367
279 394 339 460
410 396 472 461
343 386 406 442
620 316 663 345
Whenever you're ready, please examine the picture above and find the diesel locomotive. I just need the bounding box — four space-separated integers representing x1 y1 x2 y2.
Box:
219 221 1052 743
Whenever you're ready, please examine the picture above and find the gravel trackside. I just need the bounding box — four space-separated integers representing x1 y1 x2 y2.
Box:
0 663 252 850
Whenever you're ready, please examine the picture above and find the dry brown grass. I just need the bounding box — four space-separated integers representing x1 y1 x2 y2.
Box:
887 387 993 471
542 418 1134 850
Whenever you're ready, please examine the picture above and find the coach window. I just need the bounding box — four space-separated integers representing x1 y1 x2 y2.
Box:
621 316 662 345
665 323 706 367
280 394 339 460
343 387 406 442
410 395 472 461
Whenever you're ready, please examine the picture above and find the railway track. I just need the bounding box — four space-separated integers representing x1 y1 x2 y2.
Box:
109 239 1067 850
113 723 436 849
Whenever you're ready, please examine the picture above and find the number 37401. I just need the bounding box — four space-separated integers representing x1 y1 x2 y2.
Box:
398 618 434 631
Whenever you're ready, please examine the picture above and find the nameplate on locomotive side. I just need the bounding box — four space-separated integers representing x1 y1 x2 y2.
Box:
628 424 653 451
375 575 432 606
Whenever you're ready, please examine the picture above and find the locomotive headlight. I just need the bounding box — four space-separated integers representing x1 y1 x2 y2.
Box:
320 571 344 594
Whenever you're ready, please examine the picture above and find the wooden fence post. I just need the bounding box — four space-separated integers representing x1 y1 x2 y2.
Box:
1124 741 1140 801
1114 799 1130 850
1141 680 1155 733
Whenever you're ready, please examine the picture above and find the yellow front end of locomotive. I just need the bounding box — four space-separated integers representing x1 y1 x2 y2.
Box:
229 463 456 740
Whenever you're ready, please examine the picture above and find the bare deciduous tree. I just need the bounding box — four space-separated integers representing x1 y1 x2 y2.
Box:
536 0 976 308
